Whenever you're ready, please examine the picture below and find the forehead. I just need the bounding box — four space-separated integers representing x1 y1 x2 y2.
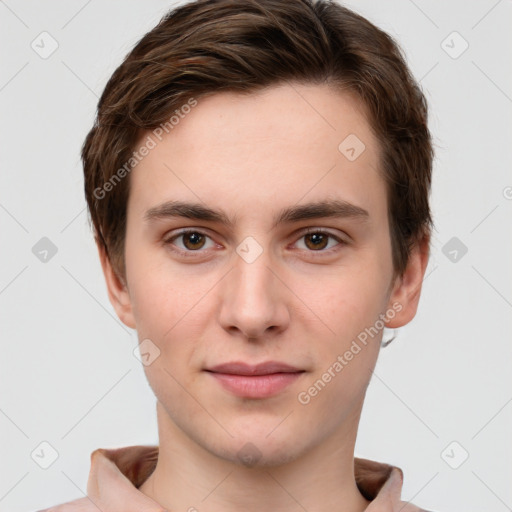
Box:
154 83 378 160
128 82 384 220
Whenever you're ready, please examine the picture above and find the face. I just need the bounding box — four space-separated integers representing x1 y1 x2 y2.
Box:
101 83 428 467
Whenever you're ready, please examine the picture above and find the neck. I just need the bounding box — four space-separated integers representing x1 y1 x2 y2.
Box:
138 401 371 512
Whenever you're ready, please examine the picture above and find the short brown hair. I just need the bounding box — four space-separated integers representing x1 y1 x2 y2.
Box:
82 0 433 281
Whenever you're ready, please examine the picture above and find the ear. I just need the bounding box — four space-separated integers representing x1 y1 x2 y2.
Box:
385 233 430 328
97 243 136 329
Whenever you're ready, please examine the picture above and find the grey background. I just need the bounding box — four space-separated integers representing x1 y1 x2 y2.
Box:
1 1 511 511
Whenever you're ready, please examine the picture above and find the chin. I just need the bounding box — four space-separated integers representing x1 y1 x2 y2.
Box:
204 424 309 469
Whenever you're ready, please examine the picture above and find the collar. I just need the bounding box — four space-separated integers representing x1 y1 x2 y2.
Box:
46 445 429 511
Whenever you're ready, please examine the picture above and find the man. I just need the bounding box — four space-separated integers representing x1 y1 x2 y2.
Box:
42 0 436 510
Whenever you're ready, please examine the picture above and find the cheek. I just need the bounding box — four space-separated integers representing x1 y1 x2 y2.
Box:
128 266 208 401
124 242 222 377
296 255 390 390
310 264 390 339
296 275 384 420
130 272 207 346
124 235 195 335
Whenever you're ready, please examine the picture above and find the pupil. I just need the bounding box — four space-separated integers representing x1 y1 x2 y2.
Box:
307 233 327 250
186 232 203 249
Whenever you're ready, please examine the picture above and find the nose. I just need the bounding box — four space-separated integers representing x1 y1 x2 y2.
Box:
217 244 290 341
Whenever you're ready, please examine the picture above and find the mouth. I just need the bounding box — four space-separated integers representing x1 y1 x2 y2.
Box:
204 361 305 399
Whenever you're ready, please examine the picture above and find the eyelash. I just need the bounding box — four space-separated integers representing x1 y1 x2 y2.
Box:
163 227 347 259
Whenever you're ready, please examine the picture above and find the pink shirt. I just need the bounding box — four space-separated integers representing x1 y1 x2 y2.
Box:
39 445 433 511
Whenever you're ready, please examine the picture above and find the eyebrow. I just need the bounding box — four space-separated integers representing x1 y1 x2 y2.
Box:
144 198 369 229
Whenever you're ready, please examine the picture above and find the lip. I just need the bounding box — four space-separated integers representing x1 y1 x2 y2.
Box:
205 361 305 399
207 361 303 376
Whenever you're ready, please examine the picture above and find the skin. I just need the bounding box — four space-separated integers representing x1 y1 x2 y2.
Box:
99 82 429 512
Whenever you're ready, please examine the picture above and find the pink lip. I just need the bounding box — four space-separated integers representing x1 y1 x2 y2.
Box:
205 361 305 399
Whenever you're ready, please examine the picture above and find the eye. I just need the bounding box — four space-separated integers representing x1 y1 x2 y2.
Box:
164 229 216 255
164 227 347 258
294 228 346 253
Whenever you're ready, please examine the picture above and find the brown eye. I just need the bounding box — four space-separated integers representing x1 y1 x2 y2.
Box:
304 232 329 250
295 229 345 254
182 232 206 250
164 229 215 254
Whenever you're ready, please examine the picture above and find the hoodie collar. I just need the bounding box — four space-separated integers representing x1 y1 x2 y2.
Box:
82 445 424 512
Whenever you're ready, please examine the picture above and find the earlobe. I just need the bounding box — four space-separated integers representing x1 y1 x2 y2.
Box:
97 244 136 329
385 233 430 329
